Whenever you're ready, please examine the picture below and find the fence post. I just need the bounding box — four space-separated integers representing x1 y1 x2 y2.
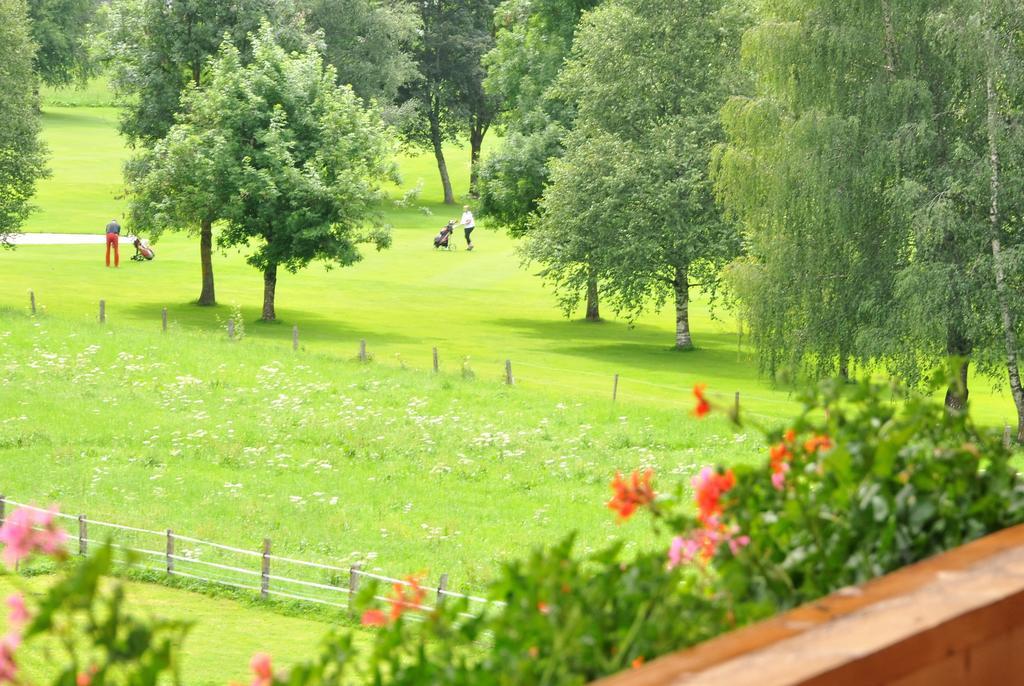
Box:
734 391 740 417
1005 425 1013 450
78 515 87 557
505 360 514 385
433 347 439 373
612 374 619 402
99 299 105 324
261 538 271 600
0 496 6 528
292 325 299 351
161 307 168 332
348 562 363 614
29 290 36 315
436 573 449 609
227 319 235 340
166 530 174 575
359 339 367 362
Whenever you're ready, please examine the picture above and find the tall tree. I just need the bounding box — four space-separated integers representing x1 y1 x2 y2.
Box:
715 0 1024 425
126 25 396 321
479 0 601 318
917 0 1024 435
0 0 48 245
714 1 932 382
400 0 498 205
299 0 419 107
529 0 745 348
27 0 98 88
103 0 306 305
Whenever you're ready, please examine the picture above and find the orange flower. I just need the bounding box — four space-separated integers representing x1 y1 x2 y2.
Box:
692 384 711 418
360 576 428 627
388 577 427 621
607 470 656 522
804 434 833 454
632 656 646 669
537 601 550 615
769 442 793 491
783 428 796 444
693 467 736 525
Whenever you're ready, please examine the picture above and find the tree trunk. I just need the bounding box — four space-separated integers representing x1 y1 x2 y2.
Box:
986 70 1024 442
262 264 278 322
469 116 488 198
585 271 600 322
839 357 850 381
944 328 971 413
429 100 455 205
672 265 693 350
197 219 216 306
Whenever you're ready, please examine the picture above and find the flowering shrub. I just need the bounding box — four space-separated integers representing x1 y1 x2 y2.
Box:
3 377 1022 685
0 508 188 686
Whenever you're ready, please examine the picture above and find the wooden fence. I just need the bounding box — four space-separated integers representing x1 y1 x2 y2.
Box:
1 497 497 619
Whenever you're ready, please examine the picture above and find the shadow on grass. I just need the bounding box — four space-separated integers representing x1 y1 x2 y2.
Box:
489 317 766 385
118 300 420 348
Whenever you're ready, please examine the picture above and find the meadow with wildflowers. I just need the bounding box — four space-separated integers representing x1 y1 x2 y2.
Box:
0 310 760 591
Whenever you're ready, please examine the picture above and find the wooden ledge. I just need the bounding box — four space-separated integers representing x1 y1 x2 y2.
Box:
596 523 1024 686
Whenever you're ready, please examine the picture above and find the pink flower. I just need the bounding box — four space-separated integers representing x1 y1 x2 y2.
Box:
0 632 20 684
728 535 751 555
0 506 68 566
771 471 786 490
249 652 272 686
6 595 27 627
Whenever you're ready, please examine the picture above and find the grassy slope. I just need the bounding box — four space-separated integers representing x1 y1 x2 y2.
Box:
0 311 757 590
0 574 344 685
8 102 1020 424
10 102 804 423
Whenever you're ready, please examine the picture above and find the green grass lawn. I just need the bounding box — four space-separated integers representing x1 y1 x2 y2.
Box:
0 573 346 685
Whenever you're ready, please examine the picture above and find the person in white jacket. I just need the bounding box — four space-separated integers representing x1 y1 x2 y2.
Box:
461 206 476 251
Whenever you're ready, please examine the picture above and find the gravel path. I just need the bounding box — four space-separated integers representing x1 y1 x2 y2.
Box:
6 233 136 245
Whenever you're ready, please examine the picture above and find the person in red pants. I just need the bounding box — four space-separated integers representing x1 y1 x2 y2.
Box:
105 218 121 267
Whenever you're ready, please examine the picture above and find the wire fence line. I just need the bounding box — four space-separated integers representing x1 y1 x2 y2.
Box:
20 291 796 422
1 498 502 617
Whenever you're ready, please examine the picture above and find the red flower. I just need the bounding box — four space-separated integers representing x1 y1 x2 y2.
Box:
360 609 387 627
607 470 656 522
692 467 735 525
692 384 711 418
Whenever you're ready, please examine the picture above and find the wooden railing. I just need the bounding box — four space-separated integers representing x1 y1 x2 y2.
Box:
597 523 1024 686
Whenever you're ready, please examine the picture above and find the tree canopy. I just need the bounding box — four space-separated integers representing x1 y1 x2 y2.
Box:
126 24 397 321
0 0 48 244
299 0 419 107
27 0 99 88
399 0 499 205
528 0 745 346
478 0 600 237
